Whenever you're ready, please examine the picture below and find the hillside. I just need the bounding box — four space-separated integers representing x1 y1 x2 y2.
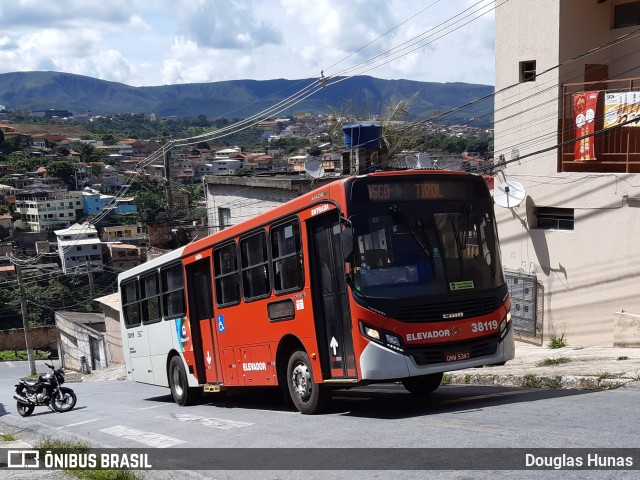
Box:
0 71 494 127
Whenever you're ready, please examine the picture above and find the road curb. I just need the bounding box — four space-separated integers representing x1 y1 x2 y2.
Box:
446 372 640 390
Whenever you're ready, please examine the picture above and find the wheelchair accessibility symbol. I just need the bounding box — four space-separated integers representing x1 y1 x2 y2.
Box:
217 315 225 333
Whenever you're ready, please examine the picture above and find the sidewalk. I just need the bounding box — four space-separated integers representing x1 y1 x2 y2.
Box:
61 342 640 390
64 364 127 383
448 341 640 390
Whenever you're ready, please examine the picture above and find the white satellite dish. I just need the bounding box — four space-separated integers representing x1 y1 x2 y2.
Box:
304 158 325 178
404 155 418 169
494 180 526 208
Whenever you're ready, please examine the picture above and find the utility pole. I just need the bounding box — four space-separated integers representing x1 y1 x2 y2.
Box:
162 132 173 220
16 263 37 375
86 261 95 301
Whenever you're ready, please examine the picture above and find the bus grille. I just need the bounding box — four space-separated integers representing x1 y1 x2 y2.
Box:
396 297 502 323
406 336 499 366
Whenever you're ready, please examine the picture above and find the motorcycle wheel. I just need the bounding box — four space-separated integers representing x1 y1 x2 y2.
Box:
16 402 35 417
51 387 77 412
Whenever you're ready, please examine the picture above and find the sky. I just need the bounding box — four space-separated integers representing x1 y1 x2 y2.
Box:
0 0 496 87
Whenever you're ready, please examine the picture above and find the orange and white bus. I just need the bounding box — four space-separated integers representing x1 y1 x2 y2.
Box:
118 170 514 414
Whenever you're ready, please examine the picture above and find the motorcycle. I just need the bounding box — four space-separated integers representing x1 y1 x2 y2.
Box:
14 357 77 417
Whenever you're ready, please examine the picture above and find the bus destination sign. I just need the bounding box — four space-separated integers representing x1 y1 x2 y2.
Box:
352 178 483 203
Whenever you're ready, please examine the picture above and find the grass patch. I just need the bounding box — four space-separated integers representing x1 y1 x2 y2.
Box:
537 357 572 367
522 373 542 388
617 356 629 361
1 433 17 441
34 438 144 480
596 372 615 380
548 334 567 349
0 350 51 361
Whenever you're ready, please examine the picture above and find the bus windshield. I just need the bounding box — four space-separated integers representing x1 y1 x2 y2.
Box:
350 201 503 299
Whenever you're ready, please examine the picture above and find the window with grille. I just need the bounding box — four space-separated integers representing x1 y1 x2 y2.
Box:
520 60 536 82
534 207 574 230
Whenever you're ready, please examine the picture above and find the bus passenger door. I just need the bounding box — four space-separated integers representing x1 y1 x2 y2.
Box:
307 211 357 380
185 258 220 384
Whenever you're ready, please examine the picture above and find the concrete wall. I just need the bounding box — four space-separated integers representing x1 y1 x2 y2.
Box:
103 305 124 365
0 326 58 351
55 314 107 372
495 0 640 345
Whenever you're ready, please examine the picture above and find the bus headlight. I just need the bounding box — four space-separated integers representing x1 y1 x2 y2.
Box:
363 326 381 340
360 323 404 352
499 311 512 339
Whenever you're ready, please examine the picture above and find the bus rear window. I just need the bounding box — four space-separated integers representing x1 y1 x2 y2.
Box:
161 264 185 318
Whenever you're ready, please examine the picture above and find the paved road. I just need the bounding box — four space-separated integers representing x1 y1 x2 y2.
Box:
1 361 639 479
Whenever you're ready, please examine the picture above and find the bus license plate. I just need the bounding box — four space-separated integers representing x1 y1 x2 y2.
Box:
445 350 470 362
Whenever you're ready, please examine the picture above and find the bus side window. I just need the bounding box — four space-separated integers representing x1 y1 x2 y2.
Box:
271 219 304 293
141 272 161 324
240 231 270 300
213 242 241 306
161 264 186 319
121 279 141 327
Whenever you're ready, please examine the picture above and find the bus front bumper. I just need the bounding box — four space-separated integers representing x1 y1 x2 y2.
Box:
359 328 516 381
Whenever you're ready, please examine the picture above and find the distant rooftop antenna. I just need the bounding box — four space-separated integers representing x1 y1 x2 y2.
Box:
494 180 526 208
304 158 325 179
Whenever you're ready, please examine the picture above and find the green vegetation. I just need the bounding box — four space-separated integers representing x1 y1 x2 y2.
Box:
35 438 143 480
548 334 567 349
596 372 615 380
1 433 17 441
0 268 116 328
521 374 563 389
0 350 51 361
441 373 452 385
537 357 572 367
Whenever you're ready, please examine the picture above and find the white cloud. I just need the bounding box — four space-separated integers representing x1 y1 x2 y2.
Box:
0 0 496 86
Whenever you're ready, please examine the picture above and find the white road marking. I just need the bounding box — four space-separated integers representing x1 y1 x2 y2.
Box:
3 361 15 368
99 425 186 448
56 418 98 430
156 413 253 429
129 404 172 412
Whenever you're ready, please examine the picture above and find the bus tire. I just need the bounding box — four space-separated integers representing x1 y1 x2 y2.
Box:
402 372 444 395
169 356 201 406
286 350 330 414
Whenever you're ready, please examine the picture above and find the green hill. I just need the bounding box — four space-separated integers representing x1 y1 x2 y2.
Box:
0 71 493 127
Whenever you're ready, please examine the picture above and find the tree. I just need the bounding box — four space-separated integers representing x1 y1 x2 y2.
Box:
6 152 42 174
77 143 96 163
47 161 75 184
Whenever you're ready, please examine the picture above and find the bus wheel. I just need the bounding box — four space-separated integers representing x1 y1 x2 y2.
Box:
286 350 330 414
402 372 444 395
169 356 200 406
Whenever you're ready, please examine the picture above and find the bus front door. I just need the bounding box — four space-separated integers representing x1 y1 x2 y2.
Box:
307 212 357 380
185 259 220 385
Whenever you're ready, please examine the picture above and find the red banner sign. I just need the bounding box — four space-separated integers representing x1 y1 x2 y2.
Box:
573 91 599 161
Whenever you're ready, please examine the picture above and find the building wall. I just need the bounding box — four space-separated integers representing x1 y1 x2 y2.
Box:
495 0 640 345
0 326 59 351
103 305 124 365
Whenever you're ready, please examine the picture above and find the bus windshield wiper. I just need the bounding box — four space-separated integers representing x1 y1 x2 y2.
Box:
389 205 435 273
